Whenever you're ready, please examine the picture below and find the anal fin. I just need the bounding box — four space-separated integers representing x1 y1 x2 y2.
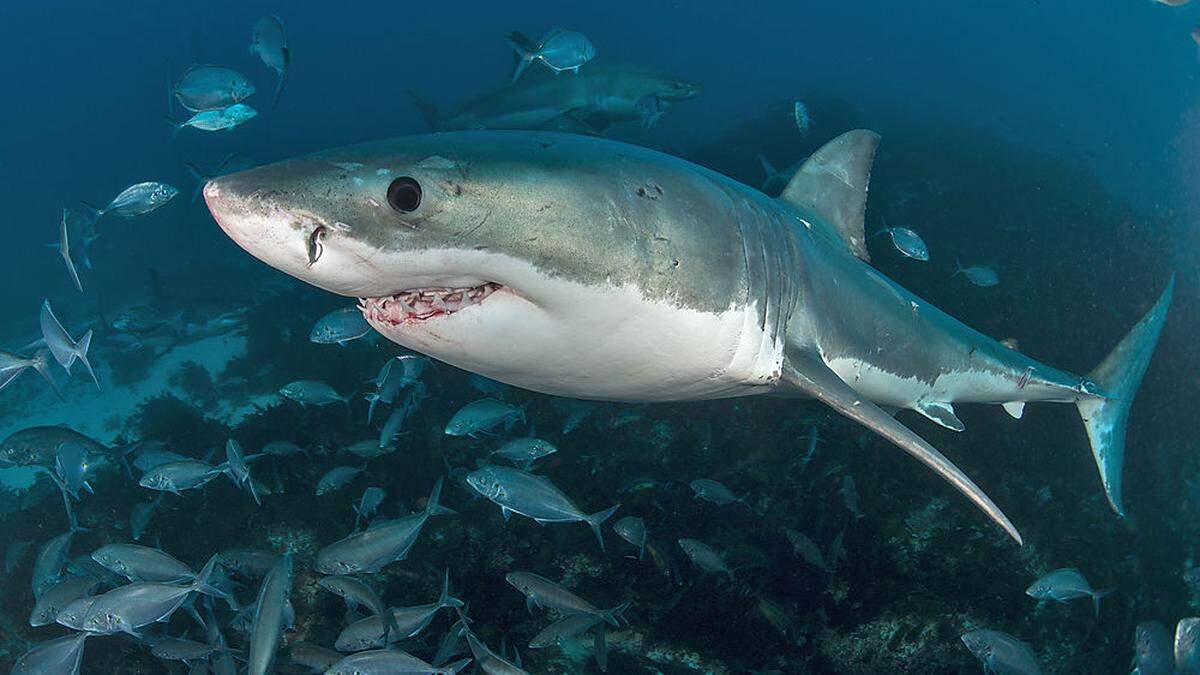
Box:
914 400 965 431
1001 402 1025 419
782 349 1022 544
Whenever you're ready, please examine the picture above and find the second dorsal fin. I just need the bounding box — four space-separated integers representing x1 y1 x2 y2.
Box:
779 129 880 262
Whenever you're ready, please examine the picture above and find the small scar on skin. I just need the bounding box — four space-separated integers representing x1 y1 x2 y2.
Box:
536 203 552 213
635 183 661 200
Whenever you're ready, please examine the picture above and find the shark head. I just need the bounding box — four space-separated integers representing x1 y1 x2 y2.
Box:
206 131 783 401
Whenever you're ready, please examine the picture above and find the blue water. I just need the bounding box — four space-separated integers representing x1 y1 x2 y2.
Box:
0 1 1196 672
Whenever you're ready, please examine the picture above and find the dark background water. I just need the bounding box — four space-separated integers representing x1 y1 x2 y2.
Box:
0 1 1198 672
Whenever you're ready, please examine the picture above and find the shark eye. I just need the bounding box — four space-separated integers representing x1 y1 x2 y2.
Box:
387 177 421 213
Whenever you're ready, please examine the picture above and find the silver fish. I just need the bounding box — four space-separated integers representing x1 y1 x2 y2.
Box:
346 438 396 460
172 65 256 112
40 300 99 389
58 207 84 293
10 631 90 675
248 555 293 675
677 538 731 578
953 259 1000 287
184 153 257 203
93 181 178 218
133 448 190 472
785 529 826 571
960 629 1042 675
550 398 599 434
468 373 509 398
29 577 99 627
354 487 387 530
33 524 81 598
172 103 258 132
465 630 529 675
529 613 602 648
151 637 222 663
1178 618 1200 674
287 642 343 673
334 572 464 652
310 306 372 346
688 479 744 507
319 575 399 642
878 226 929 262
506 28 596 82
326 649 470 675
491 437 557 469
841 475 863 519
218 549 280 578
612 516 646 560
505 571 629 627
226 439 261 505
379 409 408 450
139 460 230 495
0 347 58 396
249 15 289 107
1025 568 1112 617
1 426 108 470
129 498 159 541
794 101 810 136
53 442 93 501
262 440 309 458
1132 621 1173 675
466 465 618 550
314 479 451 574
92 543 194 583
280 380 352 408
317 466 363 496
445 398 525 437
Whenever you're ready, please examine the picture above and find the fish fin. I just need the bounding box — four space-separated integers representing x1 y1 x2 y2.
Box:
272 60 287 109
425 477 455 516
190 554 234 605
407 90 441 131
79 202 104 221
445 658 472 674
781 349 1022 544
1091 587 1115 618
601 600 631 628
757 153 779 191
1001 401 1025 419
913 400 965 432
525 595 535 616
40 300 79 371
501 506 512 522
594 623 608 671
438 569 466 610
74 330 100 390
183 162 207 203
779 129 879 262
585 504 620 553
504 31 536 83
1075 276 1172 516
59 210 84 293
31 350 64 400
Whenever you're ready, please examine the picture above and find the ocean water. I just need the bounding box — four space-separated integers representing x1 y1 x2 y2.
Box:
0 1 1196 672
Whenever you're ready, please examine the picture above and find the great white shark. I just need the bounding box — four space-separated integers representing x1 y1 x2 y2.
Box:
204 129 1173 544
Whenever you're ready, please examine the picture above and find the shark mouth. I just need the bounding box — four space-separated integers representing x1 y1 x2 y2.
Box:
359 282 503 324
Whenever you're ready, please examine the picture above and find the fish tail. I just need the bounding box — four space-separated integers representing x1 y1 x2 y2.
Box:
1091 587 1115 618
75 330 100 390
425 477 455 516
79 201 105 221
585 504 620 552
1075 276 1173 517
601 600 631 628
443 658 472 675
272 59 287 109
183 161 207 204
437 568 466 610
31 350 63 400
504 32 536 84
191 554 235 605
406 90 441 131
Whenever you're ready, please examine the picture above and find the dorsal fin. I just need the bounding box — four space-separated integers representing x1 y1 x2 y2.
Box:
779 129 880 262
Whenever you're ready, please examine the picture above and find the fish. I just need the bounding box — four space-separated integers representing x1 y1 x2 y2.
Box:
365 355 426 422
1132 621 1174 675
469 373 511 398
633 94 670 129
171 65 256 112
310 306 373 345
139 460 231 495
88 181 178 218
32 522 83 598
1154 0 1192 5
132 448 190 472
248 555 293 675
261 440 309 458
491 437 558 469
280 380 352 408
346 438 396 459
841 475 863 519
40 300 99 389
317 466 364 495
529 613 602 649
60 554 230 636
326 649 471 675
877 226 929 261
1178 618 1200 673
287 642 344 673
205 129 1174 545
110 305 184 335
1024 568 1113 617
91 543 194 583
688 478 746 507
785 529 827 571
129 498 159 541
379 409 408 449
960 629 1042 675
465 629 530 675
314 479 452 574
319 575 399 642
354 486 387 530
218 549 281 578
184 153 258 203
333 571 465 651
506 28 596 83
29 577 99 627
678 538 732 579
550 398 600 434
225 439 261 504
612 515 647 560
505 571 629 627
952 258 1000 287
0 347 58 395
10 631 90 675
431 620 469 669
445 398 525 437
249 15 289 107
466 465 619 550
149 637 223 664
58 207 84 293
171 103 258 132
408 67 701 132
757 154 803 195
794 101 811 136
52 442 93 501
6 540 32 574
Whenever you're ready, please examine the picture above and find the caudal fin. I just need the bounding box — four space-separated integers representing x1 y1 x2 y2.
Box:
407 90 441 131
191 554 236 606
1091 587 1115 619
1076 276 1173 516
600 600 631 628
585 504 620 552
425 477 456 517
504 31 536 84
75 330 100 390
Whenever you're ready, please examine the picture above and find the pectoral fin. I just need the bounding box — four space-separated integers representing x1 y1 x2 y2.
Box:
781 350 1022 545
914 400 965 432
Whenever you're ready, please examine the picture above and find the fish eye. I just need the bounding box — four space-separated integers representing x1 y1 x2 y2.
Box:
386 177 422 213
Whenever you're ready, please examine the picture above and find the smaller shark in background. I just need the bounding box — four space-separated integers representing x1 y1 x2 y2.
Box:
409 66 701 134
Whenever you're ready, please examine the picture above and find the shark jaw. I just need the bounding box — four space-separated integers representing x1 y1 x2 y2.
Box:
359 282 505 324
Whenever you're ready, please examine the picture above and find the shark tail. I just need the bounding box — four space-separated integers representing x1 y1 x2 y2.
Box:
407 90 441 131
1076 275 1173 517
